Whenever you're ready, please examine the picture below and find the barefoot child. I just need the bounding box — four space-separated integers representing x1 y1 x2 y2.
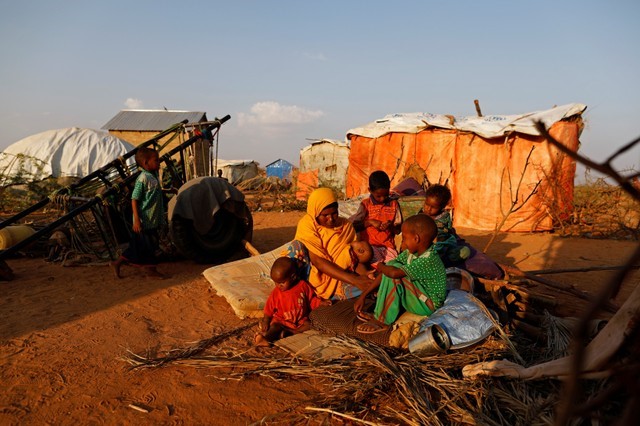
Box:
255 257 330 346
354 214 447 334
111 147 165 279
349 170 402 268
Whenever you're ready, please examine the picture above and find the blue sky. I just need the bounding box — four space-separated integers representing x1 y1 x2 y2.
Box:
1 0 638 176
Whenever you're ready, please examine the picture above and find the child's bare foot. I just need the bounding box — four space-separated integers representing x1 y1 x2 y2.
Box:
144 266 165 279
254 333 271 347
110 259 123 279
356 311 375 322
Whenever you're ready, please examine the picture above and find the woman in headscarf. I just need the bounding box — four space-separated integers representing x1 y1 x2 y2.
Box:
283 188 373 300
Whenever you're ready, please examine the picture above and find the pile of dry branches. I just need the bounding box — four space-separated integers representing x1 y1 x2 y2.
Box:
122 319 626 425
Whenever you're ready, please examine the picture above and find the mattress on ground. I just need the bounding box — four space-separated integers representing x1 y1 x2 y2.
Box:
203 243 289 318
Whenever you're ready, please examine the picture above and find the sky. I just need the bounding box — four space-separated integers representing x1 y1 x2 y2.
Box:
1 0 639 178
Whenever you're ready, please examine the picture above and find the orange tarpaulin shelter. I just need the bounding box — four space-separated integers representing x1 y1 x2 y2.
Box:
346 104 586 232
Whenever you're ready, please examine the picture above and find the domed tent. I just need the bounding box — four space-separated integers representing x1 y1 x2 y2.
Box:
0 128 136 182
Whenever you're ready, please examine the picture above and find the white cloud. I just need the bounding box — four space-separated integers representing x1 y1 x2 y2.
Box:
303 52 327 61
237 101 324 126
124 98 143 109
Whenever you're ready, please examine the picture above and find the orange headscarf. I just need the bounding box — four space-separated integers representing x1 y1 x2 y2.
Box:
294 188 356 299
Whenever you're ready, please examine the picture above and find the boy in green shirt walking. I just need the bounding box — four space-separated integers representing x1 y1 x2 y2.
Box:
111 147 165 279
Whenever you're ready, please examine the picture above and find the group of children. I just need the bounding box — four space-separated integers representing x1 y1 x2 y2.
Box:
111 148 481 345
255 169 478 345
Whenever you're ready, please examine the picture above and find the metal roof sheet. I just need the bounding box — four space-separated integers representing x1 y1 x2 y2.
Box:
266 158 294 168
101 110 207 131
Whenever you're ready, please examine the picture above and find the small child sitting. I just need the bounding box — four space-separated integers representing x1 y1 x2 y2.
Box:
422 184 504 280
255 257 330 347
349 170 402 268
422 184 470 263
348 240 374 277
354 214 447 333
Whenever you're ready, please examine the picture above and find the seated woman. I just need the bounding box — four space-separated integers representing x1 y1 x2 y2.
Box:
283 188 374 301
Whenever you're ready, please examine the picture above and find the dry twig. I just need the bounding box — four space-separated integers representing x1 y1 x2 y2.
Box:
484 146 542 252
534 121 640 425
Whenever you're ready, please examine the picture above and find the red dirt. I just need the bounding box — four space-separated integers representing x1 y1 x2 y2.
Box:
1 211 638 424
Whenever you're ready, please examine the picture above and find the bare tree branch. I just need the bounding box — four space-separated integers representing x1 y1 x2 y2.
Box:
533 121 640 426
484 146 540 252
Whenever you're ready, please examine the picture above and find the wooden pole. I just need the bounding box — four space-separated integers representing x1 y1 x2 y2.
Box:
474 99 483 117
521 272 619 313
526 265 639 275
242 240 260 257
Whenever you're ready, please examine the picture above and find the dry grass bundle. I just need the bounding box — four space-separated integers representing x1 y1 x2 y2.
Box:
123 322 257 368
122 322 631 424
484 380 560 426
123 331 518 425
541 311 572 360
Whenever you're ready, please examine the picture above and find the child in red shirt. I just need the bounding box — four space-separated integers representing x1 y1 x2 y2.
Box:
255 257 330 347
350 170 402 268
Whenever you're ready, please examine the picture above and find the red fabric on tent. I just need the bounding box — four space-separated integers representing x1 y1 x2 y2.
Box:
295 169 319 200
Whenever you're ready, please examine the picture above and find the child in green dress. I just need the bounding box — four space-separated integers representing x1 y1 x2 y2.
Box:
354 214 447 333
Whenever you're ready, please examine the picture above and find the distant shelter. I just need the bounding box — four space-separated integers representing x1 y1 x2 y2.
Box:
102 109 208 150
265 159 295 182
102 109 216 177
296 139 350 200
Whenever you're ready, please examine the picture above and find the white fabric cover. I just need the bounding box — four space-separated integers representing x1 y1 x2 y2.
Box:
0 128 135 180
347 103 587 140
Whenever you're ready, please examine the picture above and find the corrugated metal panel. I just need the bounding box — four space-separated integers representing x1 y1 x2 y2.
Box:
101 110 207 131
265 158 293 168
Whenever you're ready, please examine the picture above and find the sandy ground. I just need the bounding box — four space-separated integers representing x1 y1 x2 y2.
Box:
1 211 638 425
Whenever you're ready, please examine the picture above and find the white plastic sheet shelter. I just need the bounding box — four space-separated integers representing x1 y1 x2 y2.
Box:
296 139 350 199
0 128 136 181
215 159 260 185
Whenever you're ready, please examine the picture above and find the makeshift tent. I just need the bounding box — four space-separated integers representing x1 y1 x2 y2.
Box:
214 159 259 185
346 104 586 232
0 128 136 181
265 159 294 181
296 139 350 200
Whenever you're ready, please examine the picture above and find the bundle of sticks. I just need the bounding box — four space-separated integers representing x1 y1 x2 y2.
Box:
472 264 628 343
